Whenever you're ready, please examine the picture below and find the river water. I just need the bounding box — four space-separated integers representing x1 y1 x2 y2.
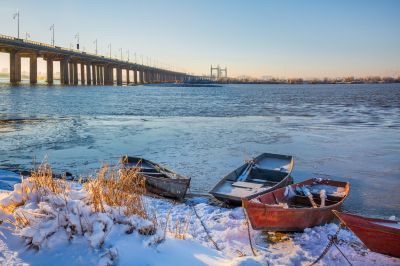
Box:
0 83 399 217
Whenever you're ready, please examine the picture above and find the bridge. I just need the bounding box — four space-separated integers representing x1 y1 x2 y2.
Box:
0 34 199 85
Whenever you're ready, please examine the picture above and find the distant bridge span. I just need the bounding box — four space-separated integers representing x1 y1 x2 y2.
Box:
0 34 200 85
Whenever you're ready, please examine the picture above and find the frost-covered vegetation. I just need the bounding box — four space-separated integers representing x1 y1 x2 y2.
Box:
0 163 399 265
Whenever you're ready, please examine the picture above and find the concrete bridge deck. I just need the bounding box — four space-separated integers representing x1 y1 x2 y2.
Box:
0 34 197 85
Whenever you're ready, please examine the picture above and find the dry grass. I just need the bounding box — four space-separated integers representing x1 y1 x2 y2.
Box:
85 161 147 219
29 160 70 201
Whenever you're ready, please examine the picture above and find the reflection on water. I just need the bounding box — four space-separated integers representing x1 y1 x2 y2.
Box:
0 83 399 217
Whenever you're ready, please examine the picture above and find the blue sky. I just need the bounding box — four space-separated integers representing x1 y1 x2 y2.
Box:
0 0 399 78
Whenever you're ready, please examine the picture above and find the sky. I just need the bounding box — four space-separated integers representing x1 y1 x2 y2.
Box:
0 0 399 78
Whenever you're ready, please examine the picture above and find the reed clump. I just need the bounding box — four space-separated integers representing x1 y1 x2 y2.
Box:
85 162 147 219
29 160 70 201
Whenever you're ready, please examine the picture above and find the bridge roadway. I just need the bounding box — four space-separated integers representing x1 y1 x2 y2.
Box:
0 34 197 85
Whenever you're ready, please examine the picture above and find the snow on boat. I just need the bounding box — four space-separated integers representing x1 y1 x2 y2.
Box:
210 153 294 205
333 210 400 258
123 156 190 201
242 178 350 231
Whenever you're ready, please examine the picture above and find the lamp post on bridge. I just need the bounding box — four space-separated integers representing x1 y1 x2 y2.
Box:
49 24 55 46
13 10 20 38
126 50 130 62
25 32 30 40
108 43 111 58
75 33 80 50
119 48 122 61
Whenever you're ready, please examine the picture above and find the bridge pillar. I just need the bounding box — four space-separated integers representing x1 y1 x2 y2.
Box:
108 66 114 85
80 63 85 85
133 69 137 84
46 58 53 85
92 64 97 86
68 63 73 85
60 59 69 85
86 63 91 85
29 54 38 84
96 65 101 85
104 65 109 85
116 66 122 85
73 63 78 85
126 69 130 85
99 66 104 85
10 51 21 83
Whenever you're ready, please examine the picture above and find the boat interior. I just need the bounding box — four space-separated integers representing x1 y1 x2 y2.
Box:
285 192 344 208
257 183 346 208
123 156 174 179
213 155 293 198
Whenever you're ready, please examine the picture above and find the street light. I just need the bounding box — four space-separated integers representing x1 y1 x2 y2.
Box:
134 52 137 64
126 50 129 62
13 10 20 38
74 33 80 50
93 39 97 55
108 43 111 58
49 24 55 46
25 32 30 40
119 48 122 61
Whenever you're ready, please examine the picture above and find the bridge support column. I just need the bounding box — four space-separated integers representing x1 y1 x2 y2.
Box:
103 66 109 85
126 69 130 84
92 64 97 86
60 59 69 85
97 66 101 85
108 66 114 85
9 50 20 83
80 63 85 85
73 63 78 85
86 63 91 85
116 66 122 85
100 66 104 85
46 58 53 85
29 54 38 84
68 63 73 85
96 65 100 85
133 69 137 84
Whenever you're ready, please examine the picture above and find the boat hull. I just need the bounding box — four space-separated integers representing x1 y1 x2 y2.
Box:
243 178 349 231
333 211 400 258
243 200 343 231
145 175 190 201
123 156 190 201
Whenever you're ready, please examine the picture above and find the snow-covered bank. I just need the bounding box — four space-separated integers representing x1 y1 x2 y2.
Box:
0 170 399 266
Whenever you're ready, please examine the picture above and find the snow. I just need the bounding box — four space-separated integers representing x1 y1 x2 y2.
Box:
372 222 400 229
255 158 291 172
0 171 400 265
307 184 346 198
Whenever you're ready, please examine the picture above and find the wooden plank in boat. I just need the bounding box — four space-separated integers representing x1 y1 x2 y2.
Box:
232 181 264 189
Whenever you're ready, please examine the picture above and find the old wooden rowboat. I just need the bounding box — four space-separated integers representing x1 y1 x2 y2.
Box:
242 178 350 231
333 210 400 258
210 153 294 205
123 156 190 201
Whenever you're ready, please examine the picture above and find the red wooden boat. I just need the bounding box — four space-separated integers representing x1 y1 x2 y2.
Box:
333 211 400 258
242 178 350 231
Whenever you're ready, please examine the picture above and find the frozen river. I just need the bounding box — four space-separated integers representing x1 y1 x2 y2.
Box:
0 83 399 217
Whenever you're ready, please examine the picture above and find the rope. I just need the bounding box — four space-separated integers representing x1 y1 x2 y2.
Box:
332 239 353 266
242 208 257 256
189 203 221 251
309 224 344 266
